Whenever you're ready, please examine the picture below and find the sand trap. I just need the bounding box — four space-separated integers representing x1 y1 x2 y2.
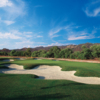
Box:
1 65 100 84
2 59 14 62
34 58 42 60
4 64 24 69
15 58 26 60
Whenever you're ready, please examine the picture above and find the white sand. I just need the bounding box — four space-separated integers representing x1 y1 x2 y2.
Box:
4 64 23 69
1 64 100 84
2 59 14 62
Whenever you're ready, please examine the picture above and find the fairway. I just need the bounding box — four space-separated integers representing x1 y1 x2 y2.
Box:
0 58 100 100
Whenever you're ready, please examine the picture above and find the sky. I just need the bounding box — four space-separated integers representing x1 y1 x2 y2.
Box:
0 0 100 49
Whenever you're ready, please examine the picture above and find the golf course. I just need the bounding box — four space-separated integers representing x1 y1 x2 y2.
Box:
0 57 100 100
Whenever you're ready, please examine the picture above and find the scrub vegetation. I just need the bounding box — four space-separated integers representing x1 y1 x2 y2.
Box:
0 44 100 60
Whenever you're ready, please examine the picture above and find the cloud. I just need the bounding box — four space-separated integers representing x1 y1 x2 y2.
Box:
0 0 26 20
0 0 12 7
0 30 34 40
36 35 43 38
83 0 100 17
4 20 15 25
16 40 34 45
68 31 95 40
0 32 21 39
23 32 33 34
49 26 70 38
68 35 93 40
48 42 72 46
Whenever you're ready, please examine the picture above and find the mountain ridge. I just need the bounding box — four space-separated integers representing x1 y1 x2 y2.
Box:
0 43 100 52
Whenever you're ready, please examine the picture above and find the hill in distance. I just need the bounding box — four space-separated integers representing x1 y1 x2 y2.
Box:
0 43 100 52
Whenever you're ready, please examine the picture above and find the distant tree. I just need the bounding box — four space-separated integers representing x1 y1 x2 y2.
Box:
10 50 16 56
32 51 39 57
78 48 93 59
81 45 86 49
49 46 60 58
70 53 75 59
90 45 100 58
73 51 80 59
59 48 73 58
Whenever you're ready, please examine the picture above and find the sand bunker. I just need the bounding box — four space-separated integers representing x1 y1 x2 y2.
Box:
34 58 42 60
2 59 14 62
1 64 100 84
4 64 23 69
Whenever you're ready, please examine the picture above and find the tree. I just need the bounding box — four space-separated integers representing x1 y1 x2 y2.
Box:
90 45 100 58
81 45 86 50
59 48 73 58
49 46 60 58
79 48 92 59
25 48 31 57
64 48 73 58
10 50 16 56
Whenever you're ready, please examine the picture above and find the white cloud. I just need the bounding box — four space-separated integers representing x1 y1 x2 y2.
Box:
0 30 34 40
49 24 72 38
16 40 34 45
0 0 26 21
23 32 33 34
48 42 72 46
0 0 13 7
49 27 62 38
37 35 43 38
68 32 95 40
4 20 15 25
83 0 100 17
0 32 21 39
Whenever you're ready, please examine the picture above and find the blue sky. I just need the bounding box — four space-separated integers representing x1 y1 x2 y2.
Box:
0 0 100 49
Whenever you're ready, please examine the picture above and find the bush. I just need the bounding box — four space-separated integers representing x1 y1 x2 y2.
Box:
70 53 75 59
77 53 86 60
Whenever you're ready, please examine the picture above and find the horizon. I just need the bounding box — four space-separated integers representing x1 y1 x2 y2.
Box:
0 0 100 49
1 42 100 50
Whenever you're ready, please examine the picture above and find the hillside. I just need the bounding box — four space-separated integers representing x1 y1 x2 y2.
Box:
0 43 100 52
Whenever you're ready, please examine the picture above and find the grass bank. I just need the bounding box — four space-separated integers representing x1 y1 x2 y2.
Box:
0 73 100 100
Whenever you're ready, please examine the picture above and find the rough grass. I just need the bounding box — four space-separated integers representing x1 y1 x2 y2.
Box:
0 73 100 100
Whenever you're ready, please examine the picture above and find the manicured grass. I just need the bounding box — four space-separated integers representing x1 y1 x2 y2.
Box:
0 58 100 77
0 58 100 100
8 59 100 77
0 73 100 100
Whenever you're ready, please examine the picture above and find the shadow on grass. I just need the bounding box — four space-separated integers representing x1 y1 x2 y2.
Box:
41 83 86 89
0 93 71 100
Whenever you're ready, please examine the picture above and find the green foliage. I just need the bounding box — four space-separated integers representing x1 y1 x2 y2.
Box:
26 48 31 56
32 50 47 57
70 53 75 59
10 50 16 56
81 45 86 49
59 48 73 58
90 45 100 58
0 51 8 56
77 48 93 59
64 48 73 58
73 51 80 59
49 46 60 58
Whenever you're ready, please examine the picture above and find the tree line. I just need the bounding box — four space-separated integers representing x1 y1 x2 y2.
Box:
0 44 100 59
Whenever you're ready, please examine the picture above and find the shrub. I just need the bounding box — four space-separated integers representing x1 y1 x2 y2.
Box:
70 53 75 59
